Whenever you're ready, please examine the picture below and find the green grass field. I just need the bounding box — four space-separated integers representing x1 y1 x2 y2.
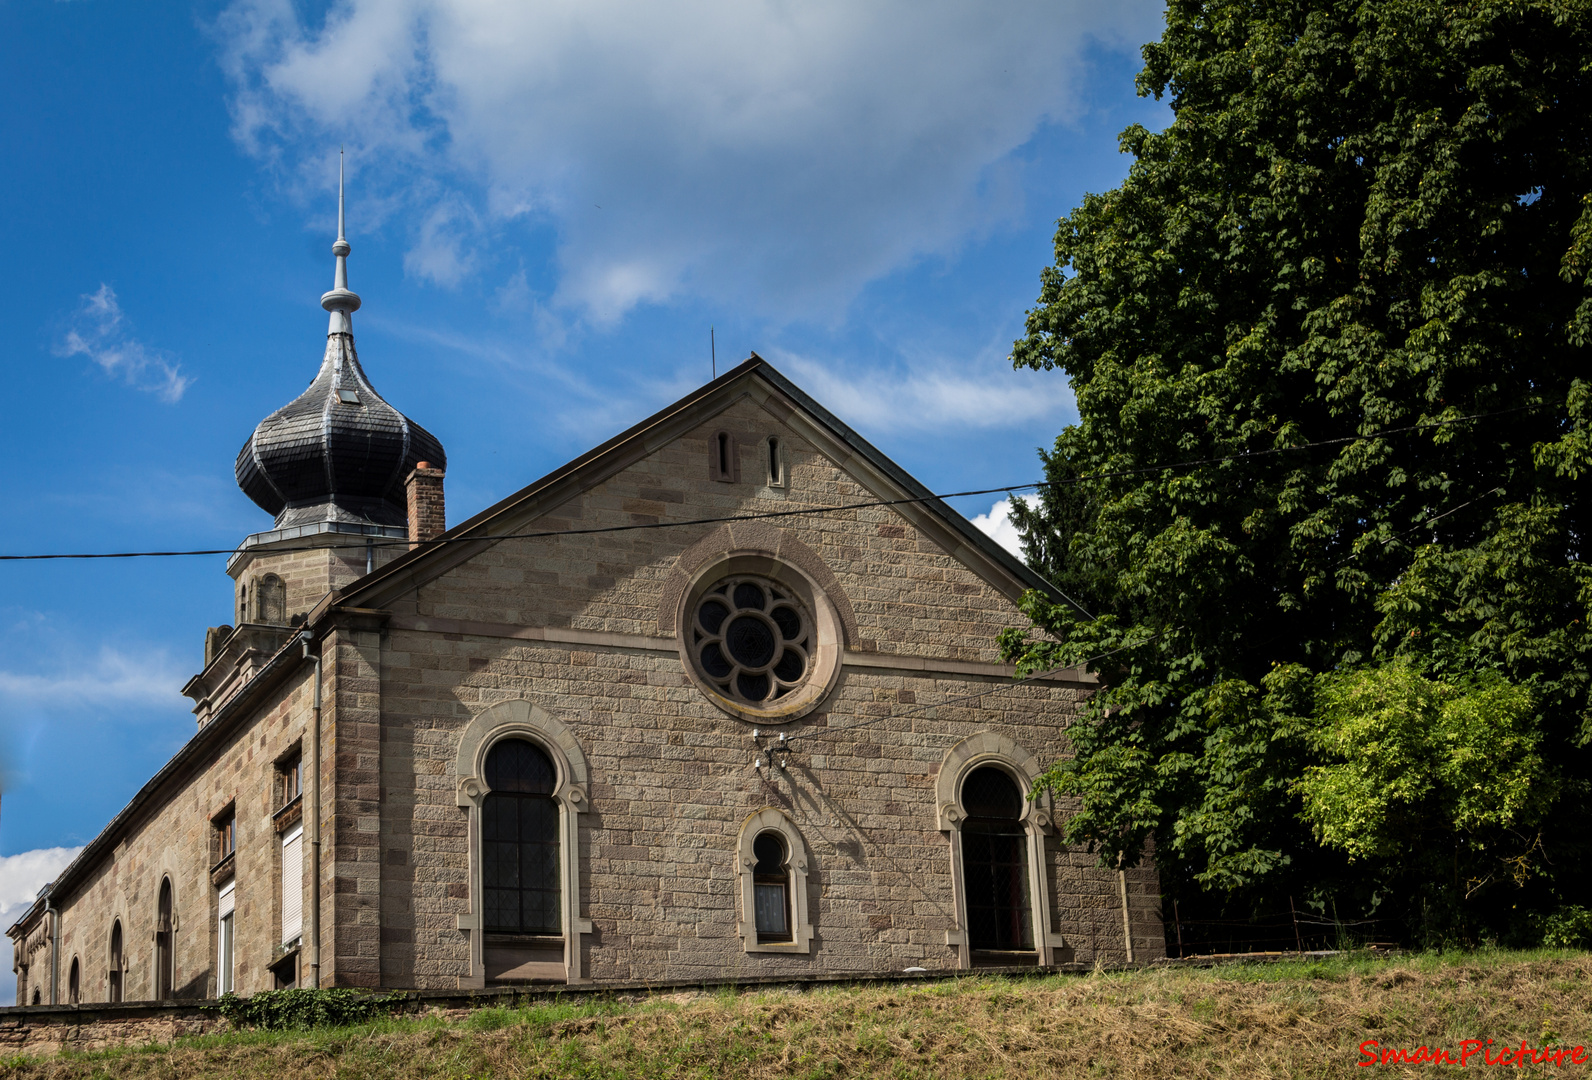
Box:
6 950 1592 1078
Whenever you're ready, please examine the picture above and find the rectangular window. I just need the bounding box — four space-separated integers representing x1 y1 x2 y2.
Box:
962 824 1034 951
279 754 303 807
482 794 561 934
215 811 236 865
217 880 236 994
754 881 790 941
281 823 304 944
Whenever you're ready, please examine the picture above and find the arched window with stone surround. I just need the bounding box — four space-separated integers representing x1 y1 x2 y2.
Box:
108 920 123 1002
937 733 1069 968
455 700 594 986
735 808 814 954
155 878 174 999
68 956 79 1004
482 738 561 935
959 767 1032 952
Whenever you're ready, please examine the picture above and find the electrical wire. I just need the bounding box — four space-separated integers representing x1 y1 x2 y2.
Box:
0 403 1550 563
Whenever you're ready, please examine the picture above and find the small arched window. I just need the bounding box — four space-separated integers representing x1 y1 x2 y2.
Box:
734 807 814 953
710 431 738 482
255 574 287 625
108 920 123 1002
155 878 175 999
766 436 785 487
68 957 79 1004
482 739 561 934
960 767 1032 952
751 832 791 943
31 988 41 1005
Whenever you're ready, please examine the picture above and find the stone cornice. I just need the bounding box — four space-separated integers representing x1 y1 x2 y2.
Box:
385 613 1092 684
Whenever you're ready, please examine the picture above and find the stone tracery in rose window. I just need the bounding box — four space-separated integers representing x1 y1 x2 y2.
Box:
691 576 813 705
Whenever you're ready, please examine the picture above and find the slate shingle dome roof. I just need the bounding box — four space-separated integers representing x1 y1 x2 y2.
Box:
235 153 445 532
235 332 446 530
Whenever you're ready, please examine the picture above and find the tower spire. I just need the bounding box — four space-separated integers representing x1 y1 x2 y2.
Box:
320 148 361 335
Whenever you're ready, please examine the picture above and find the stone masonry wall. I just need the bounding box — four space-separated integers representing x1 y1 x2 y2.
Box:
364 397 1164 987
375 636 1162 986
400 397 1031 660
33 671 318 1006
232 537 404 630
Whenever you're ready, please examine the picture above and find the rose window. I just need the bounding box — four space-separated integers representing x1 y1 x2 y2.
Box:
691 576 812 705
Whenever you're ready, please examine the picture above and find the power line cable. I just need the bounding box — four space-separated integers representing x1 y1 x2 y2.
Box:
790 470 1527 745
0 403 1549 564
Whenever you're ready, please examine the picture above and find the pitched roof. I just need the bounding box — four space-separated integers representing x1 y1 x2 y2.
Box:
324 354 1070 614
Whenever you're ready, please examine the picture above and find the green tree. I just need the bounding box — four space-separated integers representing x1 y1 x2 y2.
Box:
1294 664 1552 868
1004 0 1592 940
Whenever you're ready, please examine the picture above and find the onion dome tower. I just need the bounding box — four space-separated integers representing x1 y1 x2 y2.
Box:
235 153 445 535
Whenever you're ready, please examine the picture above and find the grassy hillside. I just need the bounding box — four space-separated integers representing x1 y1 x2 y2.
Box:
6 951 1592 1079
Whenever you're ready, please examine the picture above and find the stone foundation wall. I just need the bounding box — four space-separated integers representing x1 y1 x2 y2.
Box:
0 1002 225 1057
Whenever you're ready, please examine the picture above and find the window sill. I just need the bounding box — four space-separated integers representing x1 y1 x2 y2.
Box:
970 950 1039 967
484 932 563 946
209 852 236 887
742 939 811 955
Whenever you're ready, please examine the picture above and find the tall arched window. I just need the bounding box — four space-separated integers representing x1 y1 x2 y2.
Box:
108 920 123 1002
155 879 174 999
68 957 80 1004
960 767 1032 953
482 739 560 934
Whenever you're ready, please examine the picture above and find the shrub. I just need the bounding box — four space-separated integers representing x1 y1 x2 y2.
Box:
1539 906 1592 950
209 988 402 1030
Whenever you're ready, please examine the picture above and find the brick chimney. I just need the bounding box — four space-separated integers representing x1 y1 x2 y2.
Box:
406 461 446 550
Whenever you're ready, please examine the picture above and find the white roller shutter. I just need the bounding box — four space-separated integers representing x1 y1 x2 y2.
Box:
217 880 236 994
281 824 304 944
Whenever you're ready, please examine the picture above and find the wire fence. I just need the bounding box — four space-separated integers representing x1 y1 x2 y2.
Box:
1164 902 1383 958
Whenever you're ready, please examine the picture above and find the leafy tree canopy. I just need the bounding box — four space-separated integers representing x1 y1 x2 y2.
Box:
1005 0 1592 941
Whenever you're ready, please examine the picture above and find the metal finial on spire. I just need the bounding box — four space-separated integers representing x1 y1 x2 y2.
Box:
321 147 361 335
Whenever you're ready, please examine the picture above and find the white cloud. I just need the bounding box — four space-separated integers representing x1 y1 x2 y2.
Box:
214 0 1164 322
55 285 192 402
0 647 188 709
0 847 84 1004
971 497 1024 557
404 196 479 287
770 348 1075 434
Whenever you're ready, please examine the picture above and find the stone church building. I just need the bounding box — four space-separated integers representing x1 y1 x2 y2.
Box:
9 187 1163 1005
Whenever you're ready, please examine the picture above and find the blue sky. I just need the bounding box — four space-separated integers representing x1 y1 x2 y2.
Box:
0 0 1169 939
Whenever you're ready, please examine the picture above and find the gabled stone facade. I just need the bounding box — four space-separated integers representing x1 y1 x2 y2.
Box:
8 357 1163 1005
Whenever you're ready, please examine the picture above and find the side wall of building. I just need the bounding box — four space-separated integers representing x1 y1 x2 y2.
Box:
39 671 316 1004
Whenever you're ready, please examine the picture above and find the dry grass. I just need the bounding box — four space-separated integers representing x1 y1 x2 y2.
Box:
6 950 1592 1079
